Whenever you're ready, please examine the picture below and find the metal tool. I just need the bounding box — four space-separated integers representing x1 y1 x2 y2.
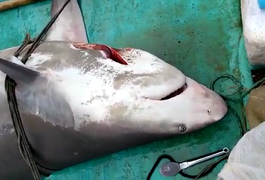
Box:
160 147 229 177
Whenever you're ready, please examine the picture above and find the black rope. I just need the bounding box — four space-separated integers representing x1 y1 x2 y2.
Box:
209 74 248 135
4 0 71 179
147 74 251 179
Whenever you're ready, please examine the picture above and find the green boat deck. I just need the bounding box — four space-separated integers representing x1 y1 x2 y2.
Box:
0 0 252 179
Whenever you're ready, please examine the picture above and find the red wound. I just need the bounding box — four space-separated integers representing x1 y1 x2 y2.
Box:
73 43 128 65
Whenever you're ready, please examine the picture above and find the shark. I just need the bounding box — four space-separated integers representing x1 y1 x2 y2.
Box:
0 0 227 179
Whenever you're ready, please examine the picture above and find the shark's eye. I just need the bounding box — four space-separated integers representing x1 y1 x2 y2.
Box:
177 124 187 132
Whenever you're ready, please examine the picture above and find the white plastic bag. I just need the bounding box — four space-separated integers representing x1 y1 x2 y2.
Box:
217 121 265 180
241 0 265 64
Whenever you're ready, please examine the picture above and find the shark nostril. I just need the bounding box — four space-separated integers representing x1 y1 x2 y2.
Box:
207 109 211 115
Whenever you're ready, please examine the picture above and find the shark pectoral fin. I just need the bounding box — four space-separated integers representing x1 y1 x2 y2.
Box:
45 0 88 43
0 57 40 85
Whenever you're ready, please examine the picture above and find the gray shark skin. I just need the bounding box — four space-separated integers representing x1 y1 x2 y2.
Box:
0 0 227 179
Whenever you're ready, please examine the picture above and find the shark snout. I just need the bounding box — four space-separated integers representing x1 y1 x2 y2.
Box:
208 93 228 121
199 84 228 121
186 77 228 122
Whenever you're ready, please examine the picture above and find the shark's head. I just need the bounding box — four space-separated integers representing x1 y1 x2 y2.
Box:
0 0 227 135
75 46 227 134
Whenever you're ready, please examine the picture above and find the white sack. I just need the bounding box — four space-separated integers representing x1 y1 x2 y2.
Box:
241 0 265 64
218 121 265 179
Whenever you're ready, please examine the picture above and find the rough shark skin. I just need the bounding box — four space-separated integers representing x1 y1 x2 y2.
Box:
0 0 227 179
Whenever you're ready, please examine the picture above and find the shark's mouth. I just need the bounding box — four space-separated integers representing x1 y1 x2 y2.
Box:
160 83 188 100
